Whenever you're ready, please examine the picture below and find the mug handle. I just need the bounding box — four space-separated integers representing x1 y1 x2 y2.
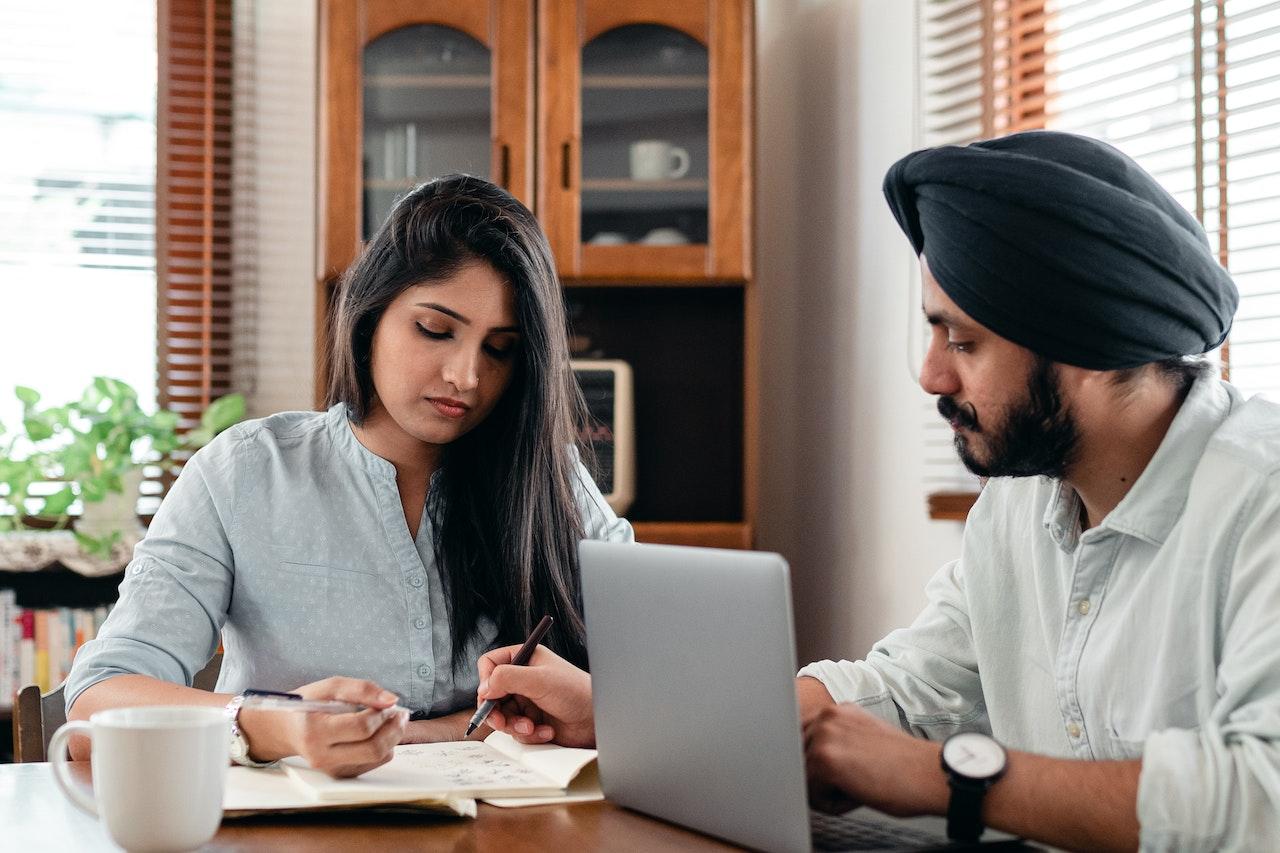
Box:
668 147 690 180
49 721 99 817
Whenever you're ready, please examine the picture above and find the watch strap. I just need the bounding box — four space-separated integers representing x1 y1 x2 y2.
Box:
945 776 987 842
225 694 278 768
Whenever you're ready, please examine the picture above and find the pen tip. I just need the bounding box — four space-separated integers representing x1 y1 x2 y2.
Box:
464 723 477 738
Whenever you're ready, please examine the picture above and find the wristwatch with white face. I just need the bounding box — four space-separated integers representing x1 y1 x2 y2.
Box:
225 694 277 768
940 731 1008 842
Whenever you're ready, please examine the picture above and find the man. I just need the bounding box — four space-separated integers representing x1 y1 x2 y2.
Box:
476 132 1280 851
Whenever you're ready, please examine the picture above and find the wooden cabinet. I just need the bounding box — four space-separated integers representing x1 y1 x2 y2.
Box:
317 0 755 549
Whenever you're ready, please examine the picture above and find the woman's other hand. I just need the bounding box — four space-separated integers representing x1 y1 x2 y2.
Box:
476 644 595 748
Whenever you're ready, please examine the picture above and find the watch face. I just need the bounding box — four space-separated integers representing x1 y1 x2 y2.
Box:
943 732 1006 780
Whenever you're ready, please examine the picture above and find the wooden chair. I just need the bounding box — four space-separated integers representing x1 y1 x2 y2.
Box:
11 653 223 763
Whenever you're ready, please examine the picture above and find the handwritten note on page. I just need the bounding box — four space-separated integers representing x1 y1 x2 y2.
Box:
282 732 598 804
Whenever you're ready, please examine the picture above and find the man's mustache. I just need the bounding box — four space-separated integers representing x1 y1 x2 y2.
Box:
938 395 979 432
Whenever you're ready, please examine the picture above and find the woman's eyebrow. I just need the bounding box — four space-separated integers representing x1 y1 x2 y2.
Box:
415 302 519 334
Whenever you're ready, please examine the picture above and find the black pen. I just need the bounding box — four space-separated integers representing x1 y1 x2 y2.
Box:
466 614 554 737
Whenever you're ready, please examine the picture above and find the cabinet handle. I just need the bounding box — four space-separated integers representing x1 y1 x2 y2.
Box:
561 141 572 190
499 144 510 189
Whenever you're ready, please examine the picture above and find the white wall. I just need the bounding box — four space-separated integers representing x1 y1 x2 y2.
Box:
233 2 317 417
754 0 964 664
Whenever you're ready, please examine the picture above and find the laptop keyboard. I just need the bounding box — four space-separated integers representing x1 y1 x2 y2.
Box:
811 810 948 851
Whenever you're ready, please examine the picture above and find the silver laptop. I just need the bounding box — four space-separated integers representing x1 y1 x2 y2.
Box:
580 541 1025 853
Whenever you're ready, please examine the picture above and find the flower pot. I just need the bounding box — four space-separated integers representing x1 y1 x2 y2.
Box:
76 467 146 540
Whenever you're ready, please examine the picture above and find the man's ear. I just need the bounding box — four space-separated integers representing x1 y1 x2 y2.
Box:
1052 363 1096 398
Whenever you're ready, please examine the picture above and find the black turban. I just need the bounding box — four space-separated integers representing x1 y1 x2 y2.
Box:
883 131 1238 369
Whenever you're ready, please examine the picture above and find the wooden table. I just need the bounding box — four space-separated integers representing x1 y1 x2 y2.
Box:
1 761 741 851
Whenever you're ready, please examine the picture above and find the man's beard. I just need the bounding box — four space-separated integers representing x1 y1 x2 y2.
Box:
937 356 1079 479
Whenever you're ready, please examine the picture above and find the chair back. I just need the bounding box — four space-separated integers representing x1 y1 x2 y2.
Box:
11 652 223 763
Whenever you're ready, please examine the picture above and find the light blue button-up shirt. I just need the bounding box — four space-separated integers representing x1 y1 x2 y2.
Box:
800 374 1280 850
66 404 633 716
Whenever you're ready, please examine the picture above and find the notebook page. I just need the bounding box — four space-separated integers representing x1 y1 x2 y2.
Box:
223 765 475 816
484 761 604 808
485 731 599 789
283 740 567 802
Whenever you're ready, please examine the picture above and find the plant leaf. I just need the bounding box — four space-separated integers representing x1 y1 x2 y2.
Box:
24 417 54 442
80 477 108 502
73 530 116 558
40 486 77 517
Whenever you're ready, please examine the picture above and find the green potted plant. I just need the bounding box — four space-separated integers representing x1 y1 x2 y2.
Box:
0 377 244 558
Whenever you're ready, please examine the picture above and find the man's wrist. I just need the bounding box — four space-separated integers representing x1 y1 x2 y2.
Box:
796 676 836 725
916 741 951 814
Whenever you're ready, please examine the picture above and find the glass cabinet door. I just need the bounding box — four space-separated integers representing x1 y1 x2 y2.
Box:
362 25 491 239
539 0 750 281
579 25 709 251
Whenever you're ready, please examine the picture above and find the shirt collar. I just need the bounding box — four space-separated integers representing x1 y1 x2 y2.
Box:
1042 372 1236 551
325 403 398 479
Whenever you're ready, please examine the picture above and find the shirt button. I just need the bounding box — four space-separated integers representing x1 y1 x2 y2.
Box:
1067 722 1081 738
413 617 427 630
1077 599 1091 616
417 664 432 680
409 576 424 588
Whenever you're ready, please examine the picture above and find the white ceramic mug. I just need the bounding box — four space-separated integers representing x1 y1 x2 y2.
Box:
629 140 691 181
50 706 229 852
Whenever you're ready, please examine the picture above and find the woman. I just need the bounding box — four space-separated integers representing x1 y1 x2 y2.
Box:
66 175 632 776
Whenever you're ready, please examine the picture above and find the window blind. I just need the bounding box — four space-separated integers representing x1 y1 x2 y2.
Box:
156 0 235 440
916 0 1049 509
916 0 1280 519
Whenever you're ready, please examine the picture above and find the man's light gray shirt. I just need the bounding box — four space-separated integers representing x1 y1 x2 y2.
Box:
800 374 1280 851
66 405 633 716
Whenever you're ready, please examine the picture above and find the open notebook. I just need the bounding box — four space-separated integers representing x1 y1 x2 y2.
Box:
223 732 599 817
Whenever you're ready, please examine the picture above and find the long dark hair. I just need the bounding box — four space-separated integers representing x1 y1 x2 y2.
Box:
326 175 590 670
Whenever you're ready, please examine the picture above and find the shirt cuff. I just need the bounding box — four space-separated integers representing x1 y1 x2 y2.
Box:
1137 727 1218 851
797 659 904 729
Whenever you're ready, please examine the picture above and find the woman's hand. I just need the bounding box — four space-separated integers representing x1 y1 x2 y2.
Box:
238 677 408 778
476 644 596 748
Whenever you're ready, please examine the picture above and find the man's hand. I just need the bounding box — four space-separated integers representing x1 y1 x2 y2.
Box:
238 677 408 778
476 644 595 747
803 704 947 817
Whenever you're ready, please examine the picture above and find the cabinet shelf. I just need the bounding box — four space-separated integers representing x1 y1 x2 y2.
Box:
633 521 752 550
365 73 488 89
581 178 708 192
582 74 707 89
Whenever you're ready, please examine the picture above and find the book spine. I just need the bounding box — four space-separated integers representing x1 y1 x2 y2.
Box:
48 609 61 691
7 593 17 707
61 601 74 681
35 610 50 693
0 590 11 707
19 609 34 692
74 608 90 662
48 609 61 688
60 606 74 684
